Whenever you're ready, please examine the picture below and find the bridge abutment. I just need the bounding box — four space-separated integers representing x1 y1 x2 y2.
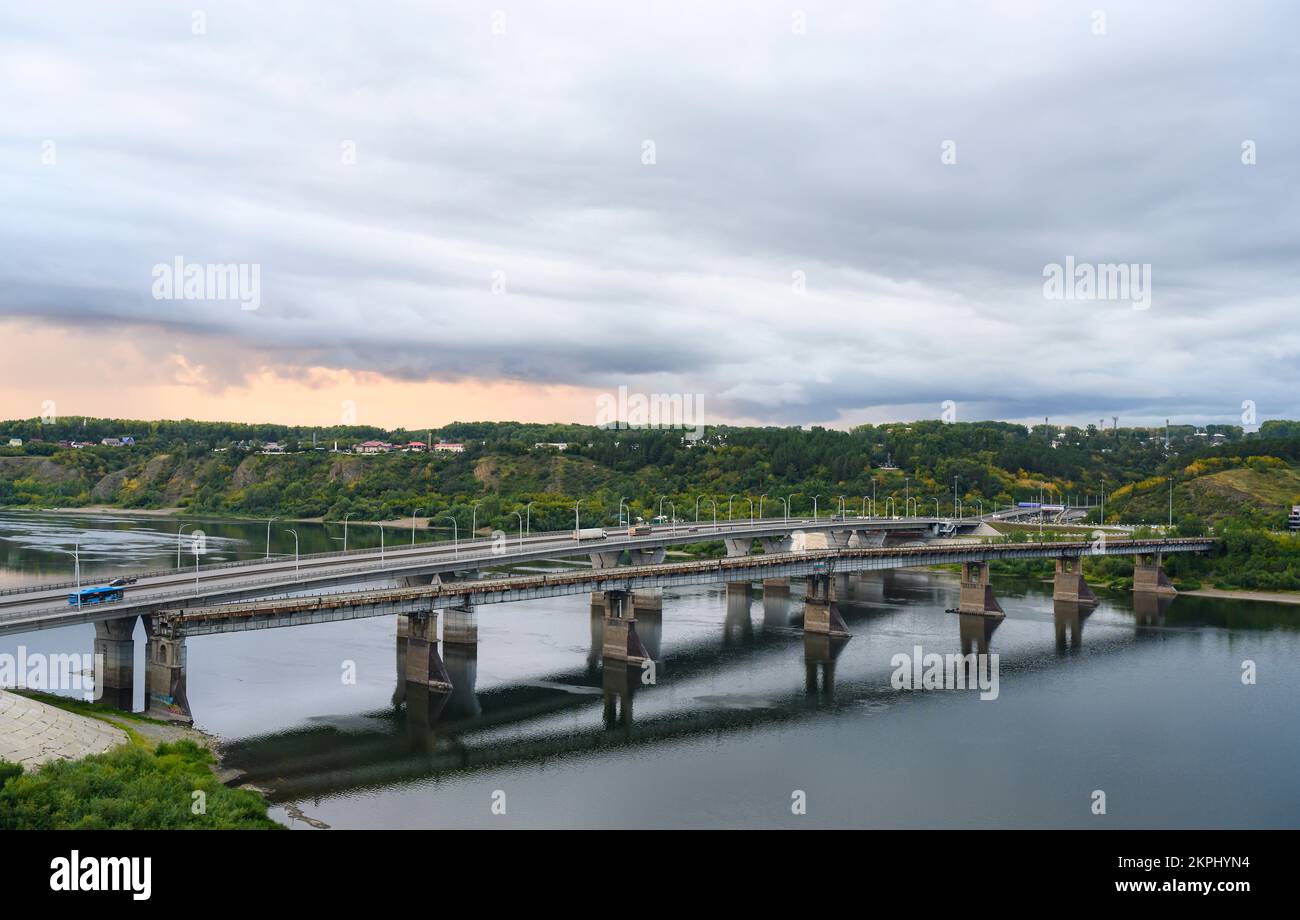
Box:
1052 557 1097 605
93 615 138 711
1133 553 1177 596
957 561 1004 616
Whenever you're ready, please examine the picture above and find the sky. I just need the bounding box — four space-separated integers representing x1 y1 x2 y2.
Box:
1 1 1297 432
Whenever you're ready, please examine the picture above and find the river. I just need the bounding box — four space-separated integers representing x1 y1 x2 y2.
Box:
1 510 1297 828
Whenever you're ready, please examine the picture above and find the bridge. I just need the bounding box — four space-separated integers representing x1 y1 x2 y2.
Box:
0 515 994 636
88 533 1210 721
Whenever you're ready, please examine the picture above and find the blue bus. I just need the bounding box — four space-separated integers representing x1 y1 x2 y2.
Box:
67 585 126 607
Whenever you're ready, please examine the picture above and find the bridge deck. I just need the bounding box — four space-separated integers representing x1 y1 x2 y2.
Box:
157 538 1214 637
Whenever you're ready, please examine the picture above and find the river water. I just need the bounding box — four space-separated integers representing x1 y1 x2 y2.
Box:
1 510 1297 828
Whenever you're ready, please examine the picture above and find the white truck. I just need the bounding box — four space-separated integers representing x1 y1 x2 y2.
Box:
573 527 607 541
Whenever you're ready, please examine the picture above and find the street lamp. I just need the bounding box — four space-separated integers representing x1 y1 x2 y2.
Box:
525 501 537 535
411 507 426 546
73 538 81 609
378 521 385 561
284 529 299 580
777 497 789 521
759 494 768 520
510 511 524 548
618 497 629 529
177 522 195 568
699 496 718 530
574 499 582 538
341 512 353 552
264 517 278 559
811 495 821 520
664 501 676 533
471 501 483 541
435 514 458 557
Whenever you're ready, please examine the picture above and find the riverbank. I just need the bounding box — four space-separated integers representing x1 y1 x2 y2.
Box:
0 691 279 829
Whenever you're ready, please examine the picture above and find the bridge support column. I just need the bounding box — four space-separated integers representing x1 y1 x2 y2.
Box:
957 562 1004 616
443 602 477 646
599 590 649 663
762 577 790 595
1053 557 1097 605
145 631 192 724
829 573 851 602
1133 553 1177 596
723 537 752 557
404 609 452 692
93 615 137 711
802 573 850 637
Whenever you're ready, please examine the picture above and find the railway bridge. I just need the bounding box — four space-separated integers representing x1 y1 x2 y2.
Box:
125 536 1210 721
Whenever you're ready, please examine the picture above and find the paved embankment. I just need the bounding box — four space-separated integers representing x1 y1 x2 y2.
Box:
0 690 126 769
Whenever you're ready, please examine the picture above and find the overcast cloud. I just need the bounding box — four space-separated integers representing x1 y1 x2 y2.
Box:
1 1 1297 428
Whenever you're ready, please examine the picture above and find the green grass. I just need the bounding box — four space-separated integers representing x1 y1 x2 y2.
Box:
0 739 280 829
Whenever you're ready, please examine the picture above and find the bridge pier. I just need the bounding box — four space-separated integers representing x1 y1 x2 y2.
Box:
443 602 477 646
762 577 790 596
598 590 650 663
145 630 192 724
1052 557 1097 605
404 609 452 692
957 561 1004 616
829 573 851 602
1133 553 1177 596
723 537 753 557
93 615 138 711
724 582 754 644
802 573 850 637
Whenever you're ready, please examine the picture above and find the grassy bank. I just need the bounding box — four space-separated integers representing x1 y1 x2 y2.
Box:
0 693 278 830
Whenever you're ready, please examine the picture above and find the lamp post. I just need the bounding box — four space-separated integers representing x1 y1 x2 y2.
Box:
699 497 718 530
904 476 910 513
472 501 483 541
284 529 299 580
177 523 194 568
665 501 676 534
574 500 582 538
342 512 353 552
777 497 789 522
510 511 523 548
885 497 895 517
435 514 458 557
838 496 846 517
811 495 821 521
525 501 536 536
759 494 768 520
411 507 426 546
378 521 385 561
73 538 81 609
618 497 629 529
934 498 941 518
264 517 277 559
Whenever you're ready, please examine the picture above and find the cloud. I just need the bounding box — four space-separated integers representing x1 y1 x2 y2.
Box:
1 0 1297 428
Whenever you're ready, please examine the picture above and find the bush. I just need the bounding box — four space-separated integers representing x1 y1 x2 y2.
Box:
0 740 279 829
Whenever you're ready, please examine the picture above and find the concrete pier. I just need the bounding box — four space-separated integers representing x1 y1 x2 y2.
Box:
762 577 790 595
403 609 452 691
597 590 649 663
957 561 1004 616
1052 557 1097 605
1133 553 1177 596
145 632 192 723
443 603 477 646
802 574 850 637
93 615 137 711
